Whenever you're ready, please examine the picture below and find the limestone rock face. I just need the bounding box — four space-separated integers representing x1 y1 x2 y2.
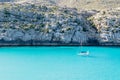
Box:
23 33 31 41
3 1 120 46
72 31 87 43
91 8 120 44
0 2 98 45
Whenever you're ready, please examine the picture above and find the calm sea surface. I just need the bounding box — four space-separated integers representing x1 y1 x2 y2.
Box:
0 47 120 80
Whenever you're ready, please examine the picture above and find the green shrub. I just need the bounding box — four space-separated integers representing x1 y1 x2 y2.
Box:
82 27 88 32
3 8 11 17
39 23 45 27
41 28 49 33
66 27 72 31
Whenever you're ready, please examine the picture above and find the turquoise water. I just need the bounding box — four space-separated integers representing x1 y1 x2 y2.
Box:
0 47 120 80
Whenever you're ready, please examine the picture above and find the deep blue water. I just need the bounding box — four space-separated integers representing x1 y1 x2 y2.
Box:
0 47 120 80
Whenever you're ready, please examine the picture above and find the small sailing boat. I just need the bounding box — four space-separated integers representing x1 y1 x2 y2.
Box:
78 51 89 56
77 40 89 56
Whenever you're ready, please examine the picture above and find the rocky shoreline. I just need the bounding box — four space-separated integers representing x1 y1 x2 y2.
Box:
0 39 120 46
0 1 120 46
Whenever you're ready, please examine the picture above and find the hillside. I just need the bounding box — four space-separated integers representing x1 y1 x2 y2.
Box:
0 2 98 46
1 0 120 10
58 0 120 10
0 1 120 46
90 8 120 45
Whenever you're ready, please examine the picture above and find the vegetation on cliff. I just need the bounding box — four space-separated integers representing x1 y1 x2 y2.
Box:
0 0 120 45
0 2 97 45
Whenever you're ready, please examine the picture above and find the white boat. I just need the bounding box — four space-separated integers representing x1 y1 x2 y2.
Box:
78 51 89 56
77 40 90 56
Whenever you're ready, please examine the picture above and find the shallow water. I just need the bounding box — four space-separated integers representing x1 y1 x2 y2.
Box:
0 47 120 80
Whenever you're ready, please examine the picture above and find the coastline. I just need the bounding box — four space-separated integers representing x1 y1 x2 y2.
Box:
0 41 120 47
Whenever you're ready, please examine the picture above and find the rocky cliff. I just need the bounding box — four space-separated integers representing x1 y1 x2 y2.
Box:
90 8 120 45
0 1 120 46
